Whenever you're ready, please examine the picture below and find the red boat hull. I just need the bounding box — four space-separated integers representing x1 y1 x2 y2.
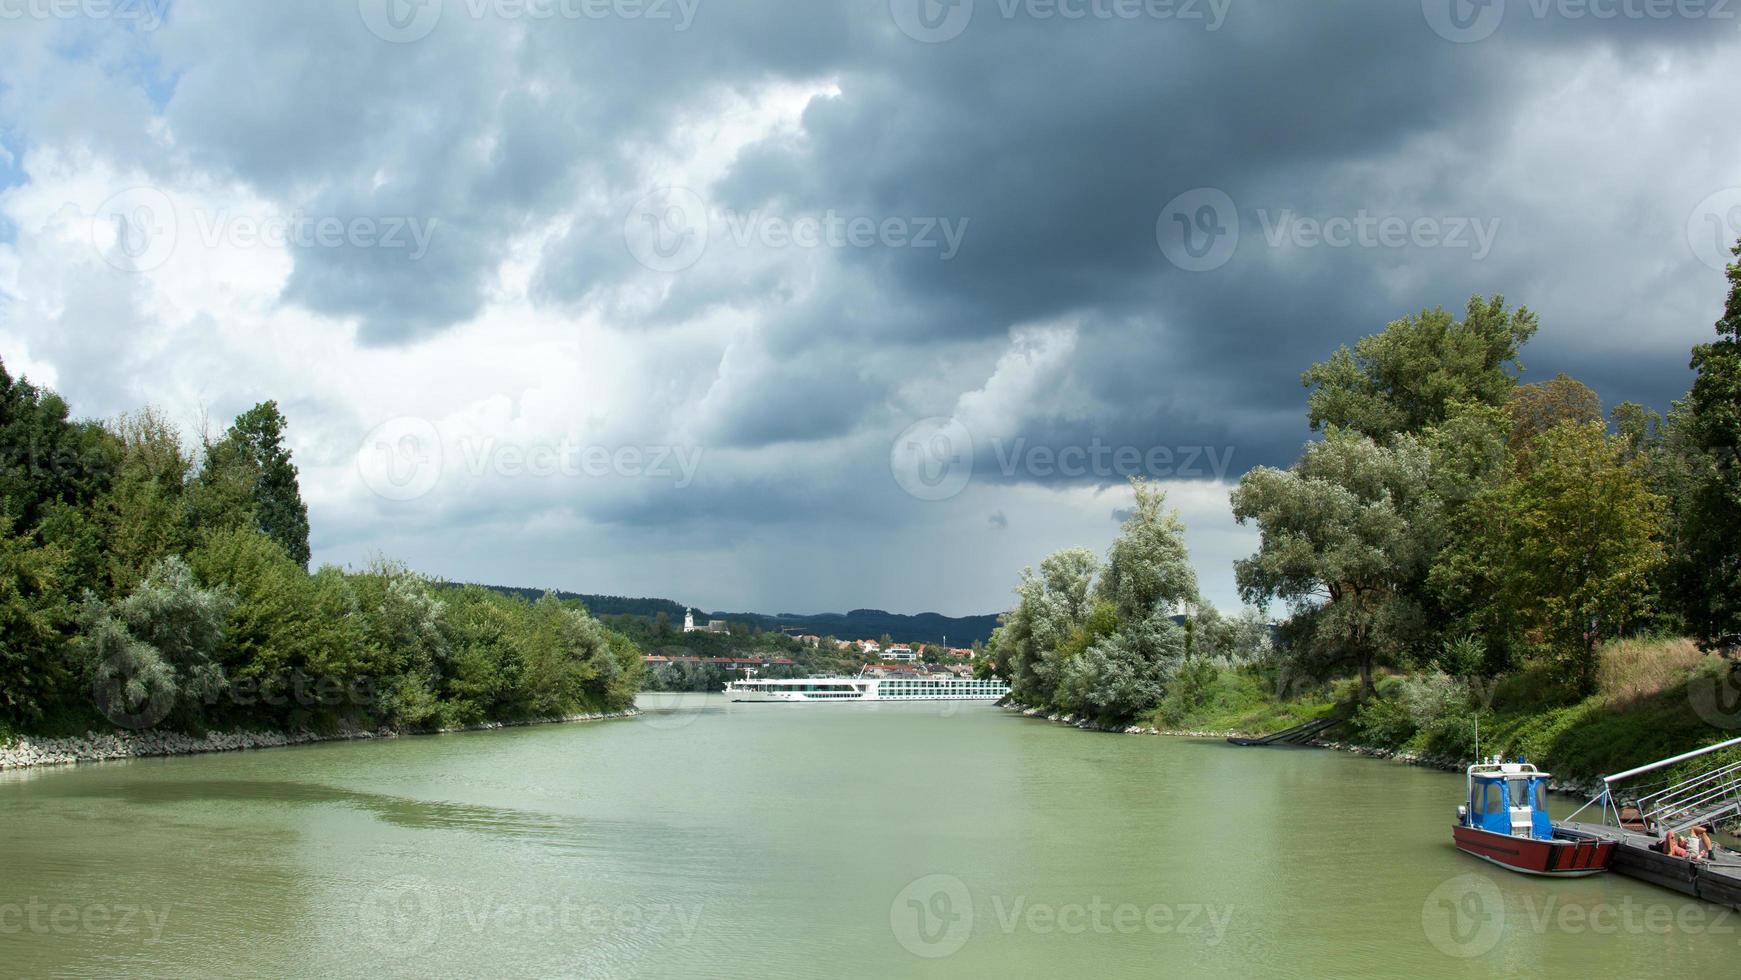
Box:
1453 825 1617 876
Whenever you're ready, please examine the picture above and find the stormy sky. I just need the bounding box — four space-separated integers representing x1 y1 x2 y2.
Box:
1 1 1737 617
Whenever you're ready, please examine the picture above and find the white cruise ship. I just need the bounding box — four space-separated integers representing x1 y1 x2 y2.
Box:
724 674 1009 702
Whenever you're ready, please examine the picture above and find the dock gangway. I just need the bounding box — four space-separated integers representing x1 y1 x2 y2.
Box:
1592 735 1741 835
1225 717 1341 747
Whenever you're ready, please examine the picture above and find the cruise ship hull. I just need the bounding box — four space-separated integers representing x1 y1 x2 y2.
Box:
724 677 1008 702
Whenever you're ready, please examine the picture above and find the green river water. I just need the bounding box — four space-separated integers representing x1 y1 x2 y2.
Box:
1 695 1735 978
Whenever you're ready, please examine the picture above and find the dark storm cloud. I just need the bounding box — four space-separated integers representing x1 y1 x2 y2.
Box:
9 1 1735 498
681 2 1731 471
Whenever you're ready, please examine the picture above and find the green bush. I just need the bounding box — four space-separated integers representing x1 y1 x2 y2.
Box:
1352 690 1416 748
1155 659 1221 727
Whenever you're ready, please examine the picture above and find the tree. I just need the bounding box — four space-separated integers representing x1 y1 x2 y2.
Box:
1302 295 1538 442
1098 479 1199 622
1232 428 1438 697
1452 422 1665 696
994 547 1101 707
1062 480 1198 722
1421 402 1515 663
0 519 74 725
190 528 364 726
1506 374 1602 457
191 403 310 565
350 561 450 726
0 360 115 534
1192 605 1274 664
99 410 194 593
1057 611 1186 722
79 556 236 730
988 481 1199 723
1676 238 1741 646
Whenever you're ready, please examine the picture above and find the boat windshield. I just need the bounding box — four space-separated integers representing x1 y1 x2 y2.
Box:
1509 780 1531 808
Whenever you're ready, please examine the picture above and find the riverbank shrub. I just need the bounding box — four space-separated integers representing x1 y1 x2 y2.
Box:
1179 637 1735 781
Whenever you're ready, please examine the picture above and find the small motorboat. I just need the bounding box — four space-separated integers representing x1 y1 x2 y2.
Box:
1454 759 1618 876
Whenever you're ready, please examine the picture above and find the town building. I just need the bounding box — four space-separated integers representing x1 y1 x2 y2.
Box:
683 608 730 634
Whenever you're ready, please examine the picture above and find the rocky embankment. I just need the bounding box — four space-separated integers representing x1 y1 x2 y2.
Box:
1002 702 1606 798
0 710 637 772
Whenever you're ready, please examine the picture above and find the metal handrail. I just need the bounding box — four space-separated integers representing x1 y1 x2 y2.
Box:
1640 786 1741 826
1634 759 1741 808
1652 783 1741 828
1585 736 1741 832
1604 735 1741 785
1637 764 1741 811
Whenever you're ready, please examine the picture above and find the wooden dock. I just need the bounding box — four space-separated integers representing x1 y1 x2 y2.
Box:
1560 821 1741 911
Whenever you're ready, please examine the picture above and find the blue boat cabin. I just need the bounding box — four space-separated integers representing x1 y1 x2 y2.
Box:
1466 763 1554 839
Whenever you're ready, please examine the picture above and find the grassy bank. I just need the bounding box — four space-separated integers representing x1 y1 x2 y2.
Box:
1152 638 1741 783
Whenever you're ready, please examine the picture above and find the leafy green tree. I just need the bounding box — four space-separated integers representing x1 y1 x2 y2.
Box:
192 403 311 565
191 528 364 726
1058 607 1186 722
79 556 236 729
441 586 516 724
79 602 176 731
0 520 74 725
1191 605 1274 665
351 562 450 726
1452 422 1665 696
1063 480 1198 722
1232 428 1438 696
1675 239 1741 646
1098 479 1199 622
1302 295 1537 442
995 547 1101 707
1506 374 1602 458
600 629 645 708
1422 402 1516 663
0 360 115 533
99 410 194 593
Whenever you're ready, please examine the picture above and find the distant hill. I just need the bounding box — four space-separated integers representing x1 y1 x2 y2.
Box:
702 608 1002 646
445 584 1001 645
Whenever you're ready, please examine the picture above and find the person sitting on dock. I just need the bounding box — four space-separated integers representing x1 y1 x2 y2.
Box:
1657 830 1689 859
1688 826 1717 861
1685 830 1707 861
